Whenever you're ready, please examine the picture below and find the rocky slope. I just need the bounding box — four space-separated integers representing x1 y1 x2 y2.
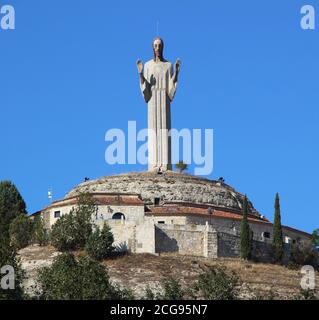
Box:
65 171 260 216
19 245 319 299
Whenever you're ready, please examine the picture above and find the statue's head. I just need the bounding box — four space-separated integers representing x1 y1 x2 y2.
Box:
152 37 164 61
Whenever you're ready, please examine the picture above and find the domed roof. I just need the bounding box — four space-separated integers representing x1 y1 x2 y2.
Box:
65 171 261 217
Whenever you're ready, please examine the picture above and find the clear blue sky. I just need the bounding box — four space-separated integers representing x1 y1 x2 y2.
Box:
1 1 318 233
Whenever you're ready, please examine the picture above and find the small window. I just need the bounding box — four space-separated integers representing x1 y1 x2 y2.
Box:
158 221 165 224
263 232 270 239
112 212 125 220
54 211 61 218
154 197 160 205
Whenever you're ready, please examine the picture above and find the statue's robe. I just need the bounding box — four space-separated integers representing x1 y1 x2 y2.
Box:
140 59 177 172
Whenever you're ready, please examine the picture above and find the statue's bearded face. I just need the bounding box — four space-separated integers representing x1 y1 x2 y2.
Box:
153 38 163 59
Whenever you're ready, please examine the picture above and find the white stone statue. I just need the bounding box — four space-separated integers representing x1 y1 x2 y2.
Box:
137 37 181 173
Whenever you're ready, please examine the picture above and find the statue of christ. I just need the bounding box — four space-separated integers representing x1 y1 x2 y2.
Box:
136 37 181 173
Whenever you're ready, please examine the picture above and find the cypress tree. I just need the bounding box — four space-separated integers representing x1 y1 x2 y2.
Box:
273 193 284 262
312 229 319 246
240 195 252 260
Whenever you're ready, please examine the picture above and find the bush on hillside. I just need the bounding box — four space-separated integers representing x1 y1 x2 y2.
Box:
85 223 114 261
37 252 133 300
31 215 49 246
9 214 32 250
191 266 240 300
50 193 96 251
290 242 319 269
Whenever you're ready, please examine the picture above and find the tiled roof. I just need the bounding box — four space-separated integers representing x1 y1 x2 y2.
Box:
44 193 144 210
146 205 269 223
146 206 312 238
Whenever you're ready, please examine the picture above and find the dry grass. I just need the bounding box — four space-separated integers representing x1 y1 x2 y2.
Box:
102 253 319 298
19 246 319 299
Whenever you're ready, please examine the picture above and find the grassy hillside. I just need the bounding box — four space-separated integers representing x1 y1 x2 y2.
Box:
19 245 319 299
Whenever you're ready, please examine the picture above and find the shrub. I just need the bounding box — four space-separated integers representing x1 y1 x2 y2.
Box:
9 214 32 250
142 278 184 300
85 223 114 261
249 287 278 300
37 252 132 300
31 215 48 246
143 285 156 300
50 211 78 251
297 288 318 300
0 181 27 239
50 193 96 251
290 242 319 269
192 266 239 300
160 277 184 300
0 236 25 300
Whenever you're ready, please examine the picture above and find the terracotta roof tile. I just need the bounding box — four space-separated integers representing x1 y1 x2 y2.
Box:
44 193 144 210
146 206 269 223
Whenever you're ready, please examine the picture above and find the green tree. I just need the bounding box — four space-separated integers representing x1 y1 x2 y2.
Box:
0 235 25 300
192 266 239 300
312 229 319 246
240 195 252 260
86 223 114 261
50 193 96 251
290 241 318 269
37 252 132 300
9 213 32 250
31 215 48 246
160 277 184 300
0 181 26 239
0 181 28 299
175 160 188 173
272 193 284 263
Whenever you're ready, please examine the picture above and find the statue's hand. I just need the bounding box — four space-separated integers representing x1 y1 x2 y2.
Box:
136 59 144 74
175 59 181 73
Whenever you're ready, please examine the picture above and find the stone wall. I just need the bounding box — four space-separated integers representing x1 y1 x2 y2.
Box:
187 215 311 245
216 232 293 263
155 223 217 258
217 232 241 258
154 224 292 263
135 218 156 254
43 204 145 228
96 218 155 254
156 224 204 256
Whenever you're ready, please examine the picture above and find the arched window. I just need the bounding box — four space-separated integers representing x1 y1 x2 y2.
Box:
112 212 125 220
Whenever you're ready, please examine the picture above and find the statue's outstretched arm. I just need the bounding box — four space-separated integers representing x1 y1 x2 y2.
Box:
137 60 151 103
172 59 181 84
168 59 181 101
